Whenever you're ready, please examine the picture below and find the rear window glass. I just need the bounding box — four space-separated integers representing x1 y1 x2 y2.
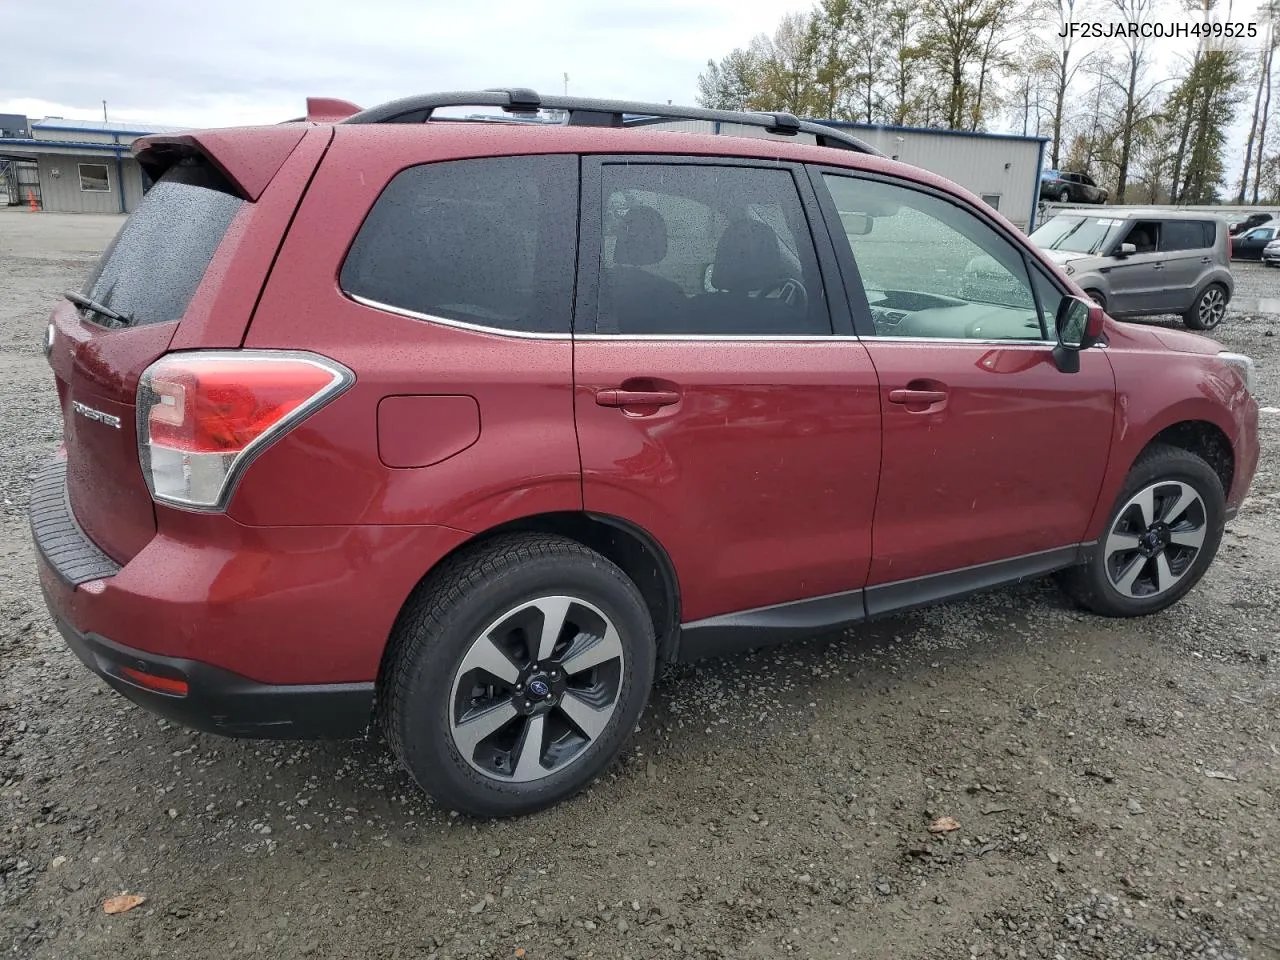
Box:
340 155 578 335
80 159 243 327
1162 220 1214 251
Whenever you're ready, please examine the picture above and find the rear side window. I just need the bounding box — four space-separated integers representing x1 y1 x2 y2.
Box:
1162 220 1214 251
80 159 243 326
593 163 831 336
341 155 577 335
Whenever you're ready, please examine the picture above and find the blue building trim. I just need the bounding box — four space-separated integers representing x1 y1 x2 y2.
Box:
111 133 127 214
1028 137 1048 233
0 137 131 154
31 123 163 138
812 118 1051 146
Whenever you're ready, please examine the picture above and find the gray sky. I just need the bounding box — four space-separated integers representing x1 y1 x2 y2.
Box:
1 0 804 128
0 0 1270 181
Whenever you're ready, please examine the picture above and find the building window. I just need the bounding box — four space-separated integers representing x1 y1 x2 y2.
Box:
981 193 1001 210
79 163 110 193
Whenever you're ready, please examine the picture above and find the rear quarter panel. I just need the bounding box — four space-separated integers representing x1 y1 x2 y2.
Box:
236 127 581 530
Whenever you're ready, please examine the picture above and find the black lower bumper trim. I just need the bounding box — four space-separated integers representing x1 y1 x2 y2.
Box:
54 618 374 740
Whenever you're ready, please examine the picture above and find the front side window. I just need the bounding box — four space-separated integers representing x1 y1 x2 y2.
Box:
78 163 110 192
1120 220 1161 253
341 155 577 335
593 163 830 336
822 174 1045 341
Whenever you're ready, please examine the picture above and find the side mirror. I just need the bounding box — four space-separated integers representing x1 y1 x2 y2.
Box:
1052 296 1105 373
1115 242 1136 258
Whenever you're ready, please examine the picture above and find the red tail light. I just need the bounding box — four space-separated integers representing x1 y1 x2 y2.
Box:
137 351 353 511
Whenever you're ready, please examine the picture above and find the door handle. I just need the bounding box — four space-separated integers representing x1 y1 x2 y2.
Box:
1200 256 1212 263
888 388 948 405
1151 262 1164 270
595 388 681 408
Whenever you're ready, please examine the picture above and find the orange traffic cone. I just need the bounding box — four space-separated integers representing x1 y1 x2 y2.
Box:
27 189 37 212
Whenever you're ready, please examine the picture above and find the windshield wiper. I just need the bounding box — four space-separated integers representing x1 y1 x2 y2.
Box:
63 291 131 327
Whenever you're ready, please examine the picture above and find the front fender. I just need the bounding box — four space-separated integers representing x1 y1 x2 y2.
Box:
1083 348 1251 540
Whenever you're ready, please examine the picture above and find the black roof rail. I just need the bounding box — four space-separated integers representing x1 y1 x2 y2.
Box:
343 88 883 157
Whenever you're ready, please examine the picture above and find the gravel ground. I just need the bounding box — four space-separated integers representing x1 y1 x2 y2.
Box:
1 209 1277 960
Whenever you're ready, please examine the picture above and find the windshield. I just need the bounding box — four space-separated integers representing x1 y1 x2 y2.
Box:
1029 215 1123 255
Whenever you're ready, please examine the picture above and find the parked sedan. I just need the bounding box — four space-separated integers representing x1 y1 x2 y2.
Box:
1228 213 1274 236
1230 224 1280 260
1263 238 1280 267
1040 170 1109 204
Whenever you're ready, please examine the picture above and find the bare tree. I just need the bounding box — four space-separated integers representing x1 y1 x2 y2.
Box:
753 13 824 115
1238 41 1268 200
1107 0 1162 202
1251 3 1279 202
883 0 928 124
1166 0 1246 203
1039 0 1094 166
850 0 892 122
921 0 1015 128
696 48 762 110
970 6 1019 128
811 0 855 118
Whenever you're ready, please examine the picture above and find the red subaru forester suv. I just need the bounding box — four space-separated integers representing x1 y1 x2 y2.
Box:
32 91 1259 817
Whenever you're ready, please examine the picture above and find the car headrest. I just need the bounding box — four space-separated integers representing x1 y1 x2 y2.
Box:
712 218 783 293
614 206 668 267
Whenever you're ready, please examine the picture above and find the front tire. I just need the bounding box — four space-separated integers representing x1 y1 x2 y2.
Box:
1057 444 1224 618
380 533 656 817
1059 188 1071 203
1184 283 1227 330
1083 288 1107 312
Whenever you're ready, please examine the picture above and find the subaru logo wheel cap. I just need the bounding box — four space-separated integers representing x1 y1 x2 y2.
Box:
528 678 550 698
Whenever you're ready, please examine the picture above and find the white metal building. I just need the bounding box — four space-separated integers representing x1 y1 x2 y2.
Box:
0 117 186 214
636 118 1049 232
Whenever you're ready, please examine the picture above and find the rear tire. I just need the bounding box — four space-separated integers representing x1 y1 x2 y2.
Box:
379 533 656 817
1184 283 1228 330
1057 444 1224 618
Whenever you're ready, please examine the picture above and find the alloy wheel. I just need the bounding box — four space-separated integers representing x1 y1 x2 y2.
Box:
448 595 624 783
1198 287 1227 328
1104 480 1207 599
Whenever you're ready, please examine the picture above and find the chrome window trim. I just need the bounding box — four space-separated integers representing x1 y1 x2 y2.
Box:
348 294 572 340
351 294 1080 347
574 334 860 342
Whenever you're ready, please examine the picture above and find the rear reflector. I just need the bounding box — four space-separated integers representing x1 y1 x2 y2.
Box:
136 351 353 511
119 666 189 697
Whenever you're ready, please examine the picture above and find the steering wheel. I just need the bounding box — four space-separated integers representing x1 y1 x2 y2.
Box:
767 277 809 312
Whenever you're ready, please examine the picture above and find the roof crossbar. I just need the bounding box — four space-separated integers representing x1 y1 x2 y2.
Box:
343 88 883 156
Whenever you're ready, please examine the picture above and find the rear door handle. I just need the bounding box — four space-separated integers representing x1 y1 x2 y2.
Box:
595 388 681 408
1151 262 1164 270
888 389 947 405
1201 256 1212 263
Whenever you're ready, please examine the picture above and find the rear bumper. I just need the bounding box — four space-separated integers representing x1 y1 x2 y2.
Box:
50 612 373 738
30 456 474 737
